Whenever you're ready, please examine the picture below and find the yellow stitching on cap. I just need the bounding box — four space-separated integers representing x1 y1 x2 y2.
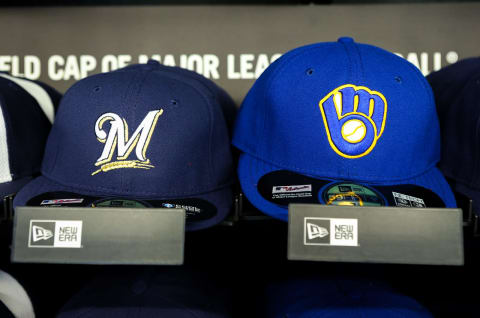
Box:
319 84 387 159
95 135 117 166
97 115 114 143
91 159 155 176
92 110 164 174
326 192 364 206
141 109 163 159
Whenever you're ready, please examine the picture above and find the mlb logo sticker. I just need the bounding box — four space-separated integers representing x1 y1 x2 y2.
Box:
272 185 312 194
28 220 83 248
304 217 358 246
40 198 84 205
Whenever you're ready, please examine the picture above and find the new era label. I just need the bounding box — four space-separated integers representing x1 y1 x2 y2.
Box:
28 220 83 248
304 217 358 246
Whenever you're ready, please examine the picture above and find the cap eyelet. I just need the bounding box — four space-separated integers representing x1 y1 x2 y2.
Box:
93 86 102 92
306 68 314 76
394 76 402 83
170 99 179 106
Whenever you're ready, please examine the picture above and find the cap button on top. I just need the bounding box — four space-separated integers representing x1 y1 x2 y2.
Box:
338 37 354 43
146 59 161 67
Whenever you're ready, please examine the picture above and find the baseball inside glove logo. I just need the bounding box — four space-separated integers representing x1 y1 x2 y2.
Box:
319 84 387 158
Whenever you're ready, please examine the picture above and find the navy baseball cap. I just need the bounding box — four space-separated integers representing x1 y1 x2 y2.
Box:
427 57 480 215
57 267 232 318
264 279 433 318
0 73 61 198
14 61 236 231
233 37 456 221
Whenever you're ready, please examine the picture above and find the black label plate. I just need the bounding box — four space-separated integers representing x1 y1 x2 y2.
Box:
12 207 185 265
288 204 464 265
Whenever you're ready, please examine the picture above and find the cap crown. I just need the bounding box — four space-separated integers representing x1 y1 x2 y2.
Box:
428 58 480 187
0 74 60 183
233 38 440 182
42 62 233 197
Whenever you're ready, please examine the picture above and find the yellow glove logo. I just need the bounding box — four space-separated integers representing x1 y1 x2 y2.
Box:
319 84 387 159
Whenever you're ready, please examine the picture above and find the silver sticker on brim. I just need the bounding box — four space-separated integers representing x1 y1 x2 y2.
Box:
272 184 312 199
40 199 84 205
392 192 426 208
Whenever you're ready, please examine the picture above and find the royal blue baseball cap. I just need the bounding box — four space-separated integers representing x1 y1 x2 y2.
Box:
0 73 61 198
264 279 433 318
232 37 456 221
14 60 236 231
427 57 480 215
57 267 232 318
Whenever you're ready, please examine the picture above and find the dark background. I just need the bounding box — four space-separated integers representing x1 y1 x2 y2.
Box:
1 0 479 5
1 1 480 317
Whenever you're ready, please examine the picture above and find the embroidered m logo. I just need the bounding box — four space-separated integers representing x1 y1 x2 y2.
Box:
92 110 163 175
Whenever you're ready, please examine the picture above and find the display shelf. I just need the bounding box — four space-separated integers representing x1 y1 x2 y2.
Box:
473 214 480 237
236 192 273 221
5 190 476 266
233 191 467 265
1 194 14 223
454 192 474 226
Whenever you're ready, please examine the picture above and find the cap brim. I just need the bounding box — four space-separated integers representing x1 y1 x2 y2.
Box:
13 176 232 231
0 177 33 198
238 153 456 221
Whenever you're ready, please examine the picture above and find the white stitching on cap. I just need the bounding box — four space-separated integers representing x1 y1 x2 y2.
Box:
0 103 12 183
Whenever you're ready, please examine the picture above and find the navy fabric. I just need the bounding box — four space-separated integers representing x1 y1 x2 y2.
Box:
13 175 232 231
32 80 63 108
232 37 456 220
161 65 237 136
264 279 433 318
56 267 232 318
427 57 480 215
0 177 32 197
14 61 235 231
0 75 61 197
